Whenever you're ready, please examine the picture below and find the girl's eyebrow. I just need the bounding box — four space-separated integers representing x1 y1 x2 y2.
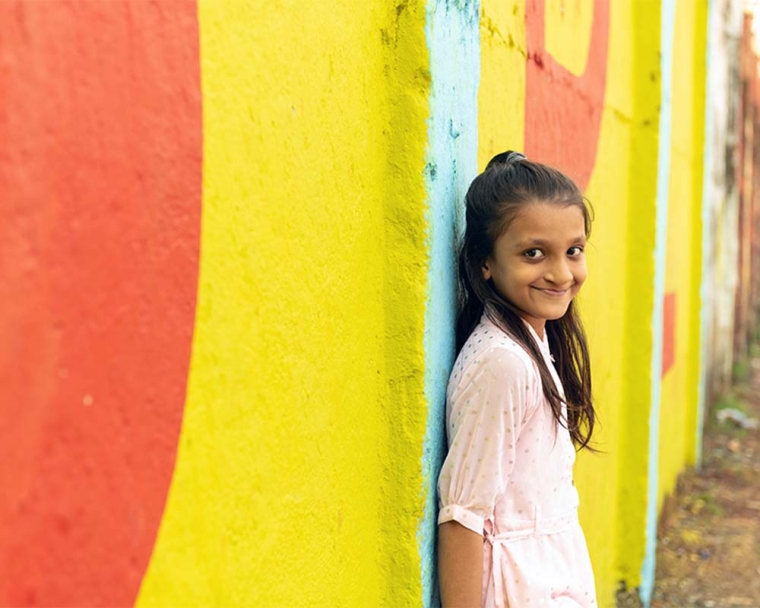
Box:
515 236 586 249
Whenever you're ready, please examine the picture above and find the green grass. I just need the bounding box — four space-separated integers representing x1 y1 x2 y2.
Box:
691 491 723 517
733 359 751 383
708 391 751 439
712 391 749 415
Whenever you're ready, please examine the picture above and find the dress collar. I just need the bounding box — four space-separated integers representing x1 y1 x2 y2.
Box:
481 310 552 357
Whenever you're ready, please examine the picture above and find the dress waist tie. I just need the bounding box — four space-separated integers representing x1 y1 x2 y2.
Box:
484 506 579 608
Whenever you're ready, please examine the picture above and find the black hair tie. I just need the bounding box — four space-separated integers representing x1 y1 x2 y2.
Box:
485 150 528 171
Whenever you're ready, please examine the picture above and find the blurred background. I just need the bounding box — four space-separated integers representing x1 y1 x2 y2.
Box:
1 1 758 607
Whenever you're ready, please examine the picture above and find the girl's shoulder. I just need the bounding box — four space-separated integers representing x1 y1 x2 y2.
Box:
448 317 536 393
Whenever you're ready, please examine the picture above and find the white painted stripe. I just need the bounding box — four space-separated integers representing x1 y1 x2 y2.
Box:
640 0 676 605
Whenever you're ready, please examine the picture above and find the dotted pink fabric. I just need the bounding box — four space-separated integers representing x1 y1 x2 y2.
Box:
438 315 596 607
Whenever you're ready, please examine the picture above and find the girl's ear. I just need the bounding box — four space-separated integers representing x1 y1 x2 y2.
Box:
482 259 492 281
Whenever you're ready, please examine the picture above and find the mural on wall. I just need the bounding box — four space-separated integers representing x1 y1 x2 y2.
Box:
138 1 433 607
0 0 755 607
525 0 609 188
0 3 201 606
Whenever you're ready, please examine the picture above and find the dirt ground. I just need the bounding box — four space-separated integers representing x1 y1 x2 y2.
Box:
617 343 760 608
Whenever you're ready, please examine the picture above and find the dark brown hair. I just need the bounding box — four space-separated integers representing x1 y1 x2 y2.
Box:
457 151 596 449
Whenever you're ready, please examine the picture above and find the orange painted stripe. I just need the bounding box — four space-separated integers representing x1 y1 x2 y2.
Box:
0 3 201 605
524 0 609 188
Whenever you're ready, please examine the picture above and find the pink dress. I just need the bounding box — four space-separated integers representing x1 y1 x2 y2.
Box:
438 315 597 607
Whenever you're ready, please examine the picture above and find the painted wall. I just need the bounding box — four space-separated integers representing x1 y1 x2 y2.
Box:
0 1 755 607
419 3 480 605
657 0 707 508
0 4 201 606
139 2 433 606
479 2 642 603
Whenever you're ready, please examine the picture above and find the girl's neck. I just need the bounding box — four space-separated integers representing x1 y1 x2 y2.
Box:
521 315 546 340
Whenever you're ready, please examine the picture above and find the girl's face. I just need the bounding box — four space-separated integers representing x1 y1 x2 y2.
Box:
482 201 587 338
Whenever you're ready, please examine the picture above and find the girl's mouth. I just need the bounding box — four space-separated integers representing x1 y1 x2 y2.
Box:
534 287 568 296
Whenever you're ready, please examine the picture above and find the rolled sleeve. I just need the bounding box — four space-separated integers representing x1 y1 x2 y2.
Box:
437 349 530 533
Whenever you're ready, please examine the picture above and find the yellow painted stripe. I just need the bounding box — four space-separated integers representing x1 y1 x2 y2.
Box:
658 0 707 508
478 0 526 168
136 1 430 605
545 0 594 77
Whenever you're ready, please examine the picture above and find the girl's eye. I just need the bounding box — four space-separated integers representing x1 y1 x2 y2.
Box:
523 249 544 259
568 246 585 257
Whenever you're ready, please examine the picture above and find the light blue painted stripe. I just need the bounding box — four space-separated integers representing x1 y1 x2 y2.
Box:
696 0 716 470
418 1 480 606
640 0 676 605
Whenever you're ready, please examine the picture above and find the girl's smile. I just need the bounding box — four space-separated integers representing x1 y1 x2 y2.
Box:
534 287 569 296
481 202 588 338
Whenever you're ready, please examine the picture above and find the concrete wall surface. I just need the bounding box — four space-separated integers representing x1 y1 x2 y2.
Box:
0 1 757 607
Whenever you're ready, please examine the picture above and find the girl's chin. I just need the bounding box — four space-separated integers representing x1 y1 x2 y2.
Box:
540 303 573 320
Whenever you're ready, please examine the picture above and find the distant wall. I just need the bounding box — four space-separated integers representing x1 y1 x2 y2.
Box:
736 12 760 360
702 0 744 405
0 1 755 607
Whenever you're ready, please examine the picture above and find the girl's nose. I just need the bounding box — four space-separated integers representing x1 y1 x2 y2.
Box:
546 260 573 285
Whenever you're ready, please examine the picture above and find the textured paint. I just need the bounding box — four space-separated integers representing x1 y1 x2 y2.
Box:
136 1 431 606
696 0 717 466
477 2 662 604
662 293 676 377
527 1 633 604
0 4 746 608
605 0 662 595
544 0 594 77
641 0 676 602
657 0 708 515
0 4 201 606
570 1 660 601
687 1 708 474
478 0 527 167
524 0 609 188
419 1 480 605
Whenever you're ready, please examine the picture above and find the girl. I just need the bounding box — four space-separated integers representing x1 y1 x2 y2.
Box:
437 151 597 607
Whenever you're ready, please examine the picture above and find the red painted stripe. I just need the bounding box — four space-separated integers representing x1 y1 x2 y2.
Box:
0 3 201 605
662 292 677 377
524 0 609 189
